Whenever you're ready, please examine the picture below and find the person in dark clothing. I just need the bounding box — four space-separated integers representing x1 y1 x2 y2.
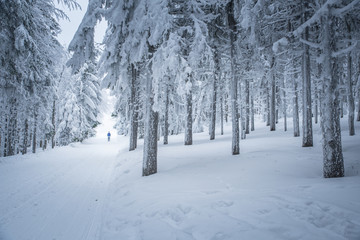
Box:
107 131 111 142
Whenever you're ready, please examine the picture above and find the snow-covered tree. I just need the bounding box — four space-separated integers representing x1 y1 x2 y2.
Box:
0 0 78 156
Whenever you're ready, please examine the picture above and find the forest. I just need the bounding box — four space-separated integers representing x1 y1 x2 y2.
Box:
1 0 360 179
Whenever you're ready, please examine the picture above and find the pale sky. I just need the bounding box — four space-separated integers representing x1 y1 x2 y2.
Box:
56 0 107 47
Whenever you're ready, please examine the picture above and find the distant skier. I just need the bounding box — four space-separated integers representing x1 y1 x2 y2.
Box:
107 131 111 142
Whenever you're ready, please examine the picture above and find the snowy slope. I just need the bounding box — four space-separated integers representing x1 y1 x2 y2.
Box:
1 91 359 240
100 119 360 240
0 90 123 240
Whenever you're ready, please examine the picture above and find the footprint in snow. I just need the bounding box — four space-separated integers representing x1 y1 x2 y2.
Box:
213 201 234 208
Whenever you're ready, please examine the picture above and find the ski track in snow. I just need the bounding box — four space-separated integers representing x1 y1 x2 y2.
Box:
1 89 360 240
0 90 124 240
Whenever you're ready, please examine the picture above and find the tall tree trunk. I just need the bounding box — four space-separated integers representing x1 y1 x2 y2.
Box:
357 92 360 121
250 94 255 131
302 0 313 147
129 64 139 151
142 59 158 177
220 95 224 135
321 10 344 178
32 108 37 154
347 53 355 136
227 0 239 155
3 114 8 157
7 97 17 156
266 85 270 126
51 100 56 149
224 92 228 123
185 75 193 145
239 81 246 140
346 23 355 136
293 72 300 137
43 139 47 150
314 63 320 124
164 81 170 145
210 50 219 140
281 76 287 131
270 55 276 131
245 78 250 134
22 119 28 154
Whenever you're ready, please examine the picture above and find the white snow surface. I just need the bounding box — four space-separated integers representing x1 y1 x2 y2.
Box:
1 91 360 240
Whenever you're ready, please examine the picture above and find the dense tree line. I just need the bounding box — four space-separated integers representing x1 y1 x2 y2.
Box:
0 0 101 156
1 0 360 179
72 0 358 178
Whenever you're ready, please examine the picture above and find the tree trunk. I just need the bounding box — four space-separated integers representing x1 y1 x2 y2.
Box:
266 85 270 126
250 94 255 131
357 92 360 122
270 56 276 131
346 23 355 136
129 64 139 151
220 95 224 135
293 72 300 137
51 100 56 149
314 63 320 124
32 109 37 154
22 119 28 154
185 75 193 145
210 50 218 140
281 76 287 132
227 0 239 155
245 78 250 134
347 53 355 136
3 114 8 157
224 92 228 123
239 81 246 140
43 139 47 150
321 9 344 178
164 81 169 145
7 97 17 156
142 61 158 177
302 0 313 147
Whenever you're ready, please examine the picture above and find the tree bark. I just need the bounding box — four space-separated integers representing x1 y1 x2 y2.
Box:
142 60 158 176
266 85 270 126
250 94 255 131
210 50 219 140
270 55 276 131
7 97 17 156
164 81 169 145
245 78 250 134
32 108 37 154
22 119 28 154
314 63 321 124
239 81 246 140
346 23 355 136
129 64 139 151
51 100 56 149
302 0 313 147
227 0 239 155
185 75 193 145
281 76 287 131
293 72 300 137
321 9 344 178
357 92 360 121
220 95 224 135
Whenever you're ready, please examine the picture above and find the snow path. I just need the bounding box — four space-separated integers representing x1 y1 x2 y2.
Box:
0 90 123 240
0 89 359 239
99 118 360 240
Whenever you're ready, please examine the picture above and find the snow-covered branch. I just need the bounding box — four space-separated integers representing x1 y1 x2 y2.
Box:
332 41 359 57
333 0 360 15
299 38 321 49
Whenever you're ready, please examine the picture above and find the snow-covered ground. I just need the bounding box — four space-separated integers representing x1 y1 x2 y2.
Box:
1 91 359 240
